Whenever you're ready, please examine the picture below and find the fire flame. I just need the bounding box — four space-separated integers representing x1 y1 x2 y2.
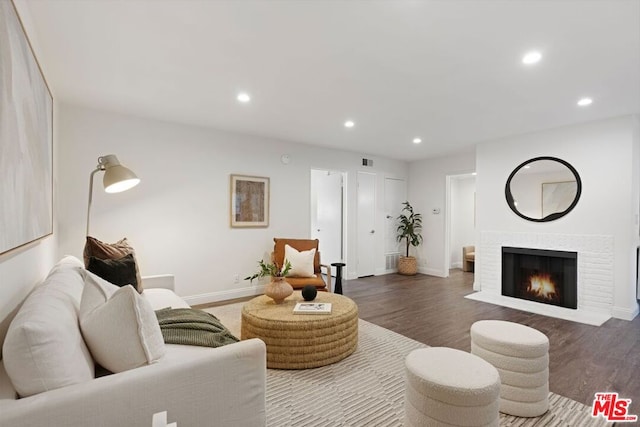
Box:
526 273 558 301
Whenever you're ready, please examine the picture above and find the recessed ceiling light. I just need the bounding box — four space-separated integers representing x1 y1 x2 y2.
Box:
577 97 593 107
237 92 251 103
413 137 422 144
522 51 542 65
472 172 477 176
344 120 355 128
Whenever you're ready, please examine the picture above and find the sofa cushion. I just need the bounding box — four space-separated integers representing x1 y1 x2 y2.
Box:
2 256 95 397
143 288 190 310
284 244 316 277
87 253 137 288
84 236 143 292
80 272 165 373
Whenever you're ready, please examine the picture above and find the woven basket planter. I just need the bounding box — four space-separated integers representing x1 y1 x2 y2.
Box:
398 256 417 276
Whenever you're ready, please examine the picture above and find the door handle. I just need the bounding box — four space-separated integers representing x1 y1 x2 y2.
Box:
386 215 393 219
317 229 321 232
370 230 375 234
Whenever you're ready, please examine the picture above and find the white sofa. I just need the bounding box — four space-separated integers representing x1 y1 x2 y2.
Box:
0 256 266 427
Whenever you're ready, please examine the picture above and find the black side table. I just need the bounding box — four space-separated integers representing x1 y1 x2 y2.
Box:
331 262 346 294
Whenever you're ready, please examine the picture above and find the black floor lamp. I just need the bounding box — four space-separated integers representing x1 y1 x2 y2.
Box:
86 154 140 236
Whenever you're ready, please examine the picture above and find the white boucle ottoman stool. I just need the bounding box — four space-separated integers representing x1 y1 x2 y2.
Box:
470 320 550 418
404 347 501 427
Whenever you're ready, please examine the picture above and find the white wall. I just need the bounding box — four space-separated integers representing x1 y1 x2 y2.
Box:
0 1 58 352
450 176 476 268
408 151 476 277
57 104 408 303
475 116 640 320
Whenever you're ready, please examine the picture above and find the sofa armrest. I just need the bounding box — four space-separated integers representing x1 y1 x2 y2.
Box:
320 263 332 293
0 339 266 427
142 274 175 291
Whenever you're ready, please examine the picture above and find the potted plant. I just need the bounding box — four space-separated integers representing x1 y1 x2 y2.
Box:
396 201 423 275
245 260 293 304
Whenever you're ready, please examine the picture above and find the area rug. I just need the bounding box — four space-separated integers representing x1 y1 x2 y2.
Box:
204 303 606 427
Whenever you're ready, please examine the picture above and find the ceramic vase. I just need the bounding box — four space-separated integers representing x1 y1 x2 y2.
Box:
265 276 293 304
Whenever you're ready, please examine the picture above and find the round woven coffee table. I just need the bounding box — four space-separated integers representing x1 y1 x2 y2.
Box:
241 291 358 369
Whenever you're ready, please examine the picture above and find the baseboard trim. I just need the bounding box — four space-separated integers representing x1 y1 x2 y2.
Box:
418 267 447 278
346 270 358 281
612 304 639 321
183 285 265 306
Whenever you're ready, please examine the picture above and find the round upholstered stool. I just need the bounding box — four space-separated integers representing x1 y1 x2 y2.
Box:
404 347 501 427
470 320 549 417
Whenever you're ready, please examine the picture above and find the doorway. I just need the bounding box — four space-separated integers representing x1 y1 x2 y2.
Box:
310 169 345 274
446 174 476 275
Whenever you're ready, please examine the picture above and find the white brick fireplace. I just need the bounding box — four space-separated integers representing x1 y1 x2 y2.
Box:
466 231 614 325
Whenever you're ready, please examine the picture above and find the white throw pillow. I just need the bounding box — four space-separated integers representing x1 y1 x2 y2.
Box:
80 271 165 373
284 244 316 277
2 256 95 397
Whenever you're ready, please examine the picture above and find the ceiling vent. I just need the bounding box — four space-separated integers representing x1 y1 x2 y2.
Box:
362 158 374 167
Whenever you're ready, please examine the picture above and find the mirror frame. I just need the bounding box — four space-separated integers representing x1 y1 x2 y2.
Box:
505 156 582 222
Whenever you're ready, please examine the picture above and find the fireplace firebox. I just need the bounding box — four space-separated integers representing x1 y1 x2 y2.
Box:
502 247 577 309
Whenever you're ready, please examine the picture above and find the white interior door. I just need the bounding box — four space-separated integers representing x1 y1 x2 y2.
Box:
310 169 343 270
384 178 406 255
357 172 376 277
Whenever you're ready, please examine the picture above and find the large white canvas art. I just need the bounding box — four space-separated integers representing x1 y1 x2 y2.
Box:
0 1 53 255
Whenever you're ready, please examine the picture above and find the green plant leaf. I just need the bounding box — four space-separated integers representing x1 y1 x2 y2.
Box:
396 201 424 257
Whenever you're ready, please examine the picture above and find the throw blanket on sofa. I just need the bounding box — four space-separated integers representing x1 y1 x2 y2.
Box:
155 308 239 348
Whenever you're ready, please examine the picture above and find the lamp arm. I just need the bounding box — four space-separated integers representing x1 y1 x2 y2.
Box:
86 167 102 237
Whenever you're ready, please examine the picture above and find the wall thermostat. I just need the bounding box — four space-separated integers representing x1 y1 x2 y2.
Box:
281 154 291 164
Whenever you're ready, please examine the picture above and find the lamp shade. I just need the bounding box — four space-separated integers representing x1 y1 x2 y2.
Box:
86 154 140 236
99 155 140 193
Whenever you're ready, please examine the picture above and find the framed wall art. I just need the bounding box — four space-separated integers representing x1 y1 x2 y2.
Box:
541 180 577 218
0 1 53 255
230 175 269 228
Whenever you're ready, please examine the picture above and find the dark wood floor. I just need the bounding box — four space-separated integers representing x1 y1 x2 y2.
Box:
341 270 640 409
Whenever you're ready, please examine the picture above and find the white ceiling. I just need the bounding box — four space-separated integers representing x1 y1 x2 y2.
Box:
23 0 640 161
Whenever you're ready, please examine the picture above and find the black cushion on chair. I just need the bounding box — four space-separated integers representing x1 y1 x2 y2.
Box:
87 253 139 290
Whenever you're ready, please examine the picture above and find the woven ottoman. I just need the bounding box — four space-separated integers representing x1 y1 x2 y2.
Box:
404 347 501 427
470 320 549 417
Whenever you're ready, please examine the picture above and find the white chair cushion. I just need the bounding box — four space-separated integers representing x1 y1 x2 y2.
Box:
405 381 500 425
79 271 165 373
495 367 549 388
471 342 549 373
143 288 190 310
405 347 500 407
500 383 549 403
284 244 316 277
2 256 94 397
470 320 549 358
500 396 549 418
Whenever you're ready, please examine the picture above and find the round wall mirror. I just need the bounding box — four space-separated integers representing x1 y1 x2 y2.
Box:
505 156 582 222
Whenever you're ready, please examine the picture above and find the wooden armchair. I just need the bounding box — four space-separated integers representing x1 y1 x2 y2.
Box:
272 238 332 292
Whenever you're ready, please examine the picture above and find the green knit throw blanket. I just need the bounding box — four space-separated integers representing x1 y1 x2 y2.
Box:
155 308 239 348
